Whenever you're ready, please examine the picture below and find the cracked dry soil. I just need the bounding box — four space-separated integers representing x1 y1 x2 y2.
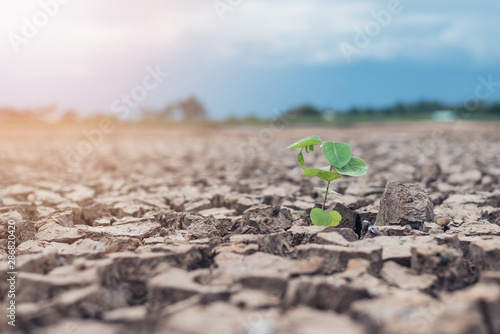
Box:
1 122 500 334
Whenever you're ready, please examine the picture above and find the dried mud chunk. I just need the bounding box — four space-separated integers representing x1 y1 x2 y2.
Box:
381 261 436 292
16 267 98 303
148 268 229 310
327 202 358 231
288 225 327 245
315 232 351 246
410 244 470 291
0 220 36 244
87 221 161 239
230 289 280 309
54 285 127 318
295 244 383 275
277 307 365 334
225 195 259 215
447 169 482 185
375 181 434 229
284 276 371 312
237 205 293 234
185 215 226 240
82 202 109 225
419 162 441 185
469 237 500 272
155 303 258 334
185 198 212 212
35 222 86 243
46 209 76 227
349 291 436 334
239 271 289 297
28 320 124 334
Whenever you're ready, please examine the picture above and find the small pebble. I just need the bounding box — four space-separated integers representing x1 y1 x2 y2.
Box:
368 226 378 235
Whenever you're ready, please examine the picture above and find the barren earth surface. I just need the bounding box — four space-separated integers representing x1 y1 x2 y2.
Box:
1 121 500 334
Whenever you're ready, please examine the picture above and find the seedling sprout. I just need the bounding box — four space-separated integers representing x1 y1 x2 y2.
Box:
288 135 367 227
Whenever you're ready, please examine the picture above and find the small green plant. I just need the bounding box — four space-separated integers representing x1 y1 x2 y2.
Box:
288 135 367 227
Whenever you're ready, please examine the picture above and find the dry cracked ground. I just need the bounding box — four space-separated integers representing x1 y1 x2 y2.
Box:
1 121 500 334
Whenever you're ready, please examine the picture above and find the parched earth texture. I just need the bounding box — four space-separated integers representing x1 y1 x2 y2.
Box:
1 121 500 334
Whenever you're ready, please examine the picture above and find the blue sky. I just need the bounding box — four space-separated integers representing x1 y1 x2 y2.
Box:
1 0 500 119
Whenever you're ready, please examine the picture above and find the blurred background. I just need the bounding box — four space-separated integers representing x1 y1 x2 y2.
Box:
1 0 500 124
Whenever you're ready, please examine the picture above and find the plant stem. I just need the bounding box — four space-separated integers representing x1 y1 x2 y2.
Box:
321 165 334 210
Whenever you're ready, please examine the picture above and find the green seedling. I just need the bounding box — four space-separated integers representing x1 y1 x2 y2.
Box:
288 135 367 227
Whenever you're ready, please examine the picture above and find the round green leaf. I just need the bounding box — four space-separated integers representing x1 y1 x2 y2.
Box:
304 169 342 182
336 157 367 176
329 211 342 227
287 136 323 149
310 208 333 226
322 142 352 168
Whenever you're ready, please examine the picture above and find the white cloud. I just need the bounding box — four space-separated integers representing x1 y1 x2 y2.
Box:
0 0 499 112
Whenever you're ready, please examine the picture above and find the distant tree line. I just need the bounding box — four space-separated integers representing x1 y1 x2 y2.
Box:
0 96 206 123
140 96 206 121
2 98 500 123
285 100 500 119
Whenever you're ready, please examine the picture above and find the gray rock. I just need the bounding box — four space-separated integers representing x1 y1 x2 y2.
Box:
375 181 434 229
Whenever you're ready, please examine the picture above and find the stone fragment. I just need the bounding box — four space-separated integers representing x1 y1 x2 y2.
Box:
375 181 434 229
